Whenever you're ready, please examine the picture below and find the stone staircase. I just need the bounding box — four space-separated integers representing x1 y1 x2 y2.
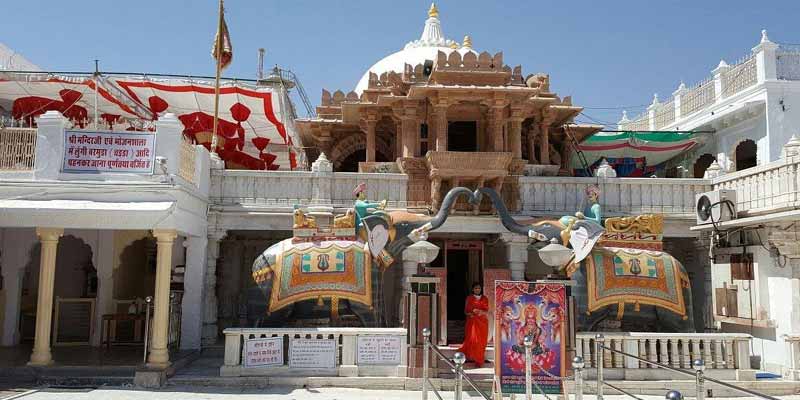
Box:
435 345 495 382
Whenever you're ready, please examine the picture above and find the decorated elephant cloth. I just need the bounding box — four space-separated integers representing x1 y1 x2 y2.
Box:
580 246 690 320
252 239 372 313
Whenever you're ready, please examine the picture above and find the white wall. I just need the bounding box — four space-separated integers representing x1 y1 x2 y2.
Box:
766 84 800 162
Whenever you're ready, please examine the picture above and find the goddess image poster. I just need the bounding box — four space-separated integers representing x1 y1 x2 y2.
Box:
494 280 566 394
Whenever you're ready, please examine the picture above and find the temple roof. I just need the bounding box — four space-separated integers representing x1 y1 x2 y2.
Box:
354 3 475 94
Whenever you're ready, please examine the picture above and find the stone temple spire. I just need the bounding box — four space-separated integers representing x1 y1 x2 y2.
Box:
404 3 457 49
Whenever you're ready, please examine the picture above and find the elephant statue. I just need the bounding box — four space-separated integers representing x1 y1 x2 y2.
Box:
476 187 694 332
251 187 477 327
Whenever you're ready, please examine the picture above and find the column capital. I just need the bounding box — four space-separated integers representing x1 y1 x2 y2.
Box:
35 227 63 241
152 229 178 242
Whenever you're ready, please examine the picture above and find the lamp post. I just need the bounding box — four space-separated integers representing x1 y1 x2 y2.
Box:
537 238 574 278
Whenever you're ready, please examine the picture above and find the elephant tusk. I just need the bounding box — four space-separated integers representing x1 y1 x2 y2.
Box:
528 230 547 241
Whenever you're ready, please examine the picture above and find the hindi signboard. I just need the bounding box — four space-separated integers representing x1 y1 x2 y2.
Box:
356 335 402 365
289 338 336 369
63 130 155 174
243 337 283 368
495 280 567 395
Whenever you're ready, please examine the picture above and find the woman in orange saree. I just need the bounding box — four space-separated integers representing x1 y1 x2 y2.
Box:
458 283 490 367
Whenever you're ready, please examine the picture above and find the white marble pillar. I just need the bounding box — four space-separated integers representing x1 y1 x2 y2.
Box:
202 230 227 346
502 233 529 281
147 229 177 369
29 227 63 366
181 235 208 350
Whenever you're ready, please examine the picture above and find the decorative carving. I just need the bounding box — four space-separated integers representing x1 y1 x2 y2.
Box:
293 208 317 229
333 209 356 229
526 73 550 92
605 214 664 235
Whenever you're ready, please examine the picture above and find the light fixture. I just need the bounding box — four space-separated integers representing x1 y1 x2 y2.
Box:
538 238 574 270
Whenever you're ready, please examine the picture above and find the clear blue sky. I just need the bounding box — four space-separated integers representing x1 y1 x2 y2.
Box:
2 0 799 124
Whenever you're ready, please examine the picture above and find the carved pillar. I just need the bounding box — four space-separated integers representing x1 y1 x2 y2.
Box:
147 229 177 368
502 233 529 281
508 117 524 159
398 105 420 158
363 118 377 162
433 103 449 151
318 125 334 158
489 107 506 152
203 230 227 346
28 227 63 366
527 122 539 164
539 110 555 165
393 119 403 159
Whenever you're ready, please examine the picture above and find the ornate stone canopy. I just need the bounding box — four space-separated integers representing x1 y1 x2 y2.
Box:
296 3 602 211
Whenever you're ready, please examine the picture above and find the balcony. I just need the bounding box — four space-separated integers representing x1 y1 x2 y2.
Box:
519 176 710 219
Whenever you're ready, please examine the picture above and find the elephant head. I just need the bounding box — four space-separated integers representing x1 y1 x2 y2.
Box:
474 187 605 262
363 186 478 263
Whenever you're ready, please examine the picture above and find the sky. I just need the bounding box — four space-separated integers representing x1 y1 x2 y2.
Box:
2 0 799 125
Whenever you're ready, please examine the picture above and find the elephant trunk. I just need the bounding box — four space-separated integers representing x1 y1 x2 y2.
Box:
476 187 530 235
427 187 477 230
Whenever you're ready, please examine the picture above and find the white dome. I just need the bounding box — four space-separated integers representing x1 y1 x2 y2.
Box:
354 46 477 94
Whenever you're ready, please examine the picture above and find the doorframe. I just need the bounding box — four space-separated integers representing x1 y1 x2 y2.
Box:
443 240 484 344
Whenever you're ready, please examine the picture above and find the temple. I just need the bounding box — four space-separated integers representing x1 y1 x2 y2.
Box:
296 3 602 210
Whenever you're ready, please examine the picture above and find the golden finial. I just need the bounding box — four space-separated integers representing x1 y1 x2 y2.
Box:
428 3 439 18
463 35 473 49
450 42 459 49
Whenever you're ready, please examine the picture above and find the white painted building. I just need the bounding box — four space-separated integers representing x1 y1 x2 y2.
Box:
618 29 800 377
620 30 800 178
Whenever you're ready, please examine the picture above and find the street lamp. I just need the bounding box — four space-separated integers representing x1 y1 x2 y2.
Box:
537 238 574 276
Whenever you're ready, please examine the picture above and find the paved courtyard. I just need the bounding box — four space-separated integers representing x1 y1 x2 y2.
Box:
0 386 799 400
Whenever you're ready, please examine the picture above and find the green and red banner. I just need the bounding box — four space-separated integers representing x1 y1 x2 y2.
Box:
573 131 696 176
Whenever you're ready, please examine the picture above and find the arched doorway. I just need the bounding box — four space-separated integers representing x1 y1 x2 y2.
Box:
734 140 757 171
693 154 716 178
21 235 95 343
338 149 391 172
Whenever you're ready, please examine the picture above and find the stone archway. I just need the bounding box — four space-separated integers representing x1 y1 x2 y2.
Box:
329 134 393 172
733 139 757 171
693 153 716 178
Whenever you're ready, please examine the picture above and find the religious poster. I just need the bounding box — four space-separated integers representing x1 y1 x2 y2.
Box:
243 337 283 368
62 130 155 174
289 338 336 369
356 335 402 365
495 280 567 395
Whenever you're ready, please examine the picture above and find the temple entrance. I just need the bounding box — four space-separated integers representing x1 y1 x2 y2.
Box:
443 241 483 344
448 121 478 152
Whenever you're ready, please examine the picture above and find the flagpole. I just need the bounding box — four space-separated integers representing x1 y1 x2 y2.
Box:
211 0 224 155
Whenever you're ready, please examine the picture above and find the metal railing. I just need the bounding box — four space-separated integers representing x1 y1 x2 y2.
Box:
422 328 491 400
593 333 779 400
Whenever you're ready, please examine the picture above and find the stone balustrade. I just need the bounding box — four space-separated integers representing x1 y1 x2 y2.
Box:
220 327 407 377
211 169 408 209
712 155 800 216
519 176 710 218
576 332 753 380
783 334 800 380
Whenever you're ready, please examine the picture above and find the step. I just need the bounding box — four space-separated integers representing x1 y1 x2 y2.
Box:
435 345 495 361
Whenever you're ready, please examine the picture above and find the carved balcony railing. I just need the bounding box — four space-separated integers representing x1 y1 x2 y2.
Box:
178 135 196 184
576 332 753 380
0 127 37 171
721 55 758 98
712 156 800 216
519 176 711 218
211 169 408 209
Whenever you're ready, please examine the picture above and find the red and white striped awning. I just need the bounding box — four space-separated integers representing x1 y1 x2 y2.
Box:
0 73 300 170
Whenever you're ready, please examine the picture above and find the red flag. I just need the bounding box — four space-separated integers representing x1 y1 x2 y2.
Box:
212 2 233 70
